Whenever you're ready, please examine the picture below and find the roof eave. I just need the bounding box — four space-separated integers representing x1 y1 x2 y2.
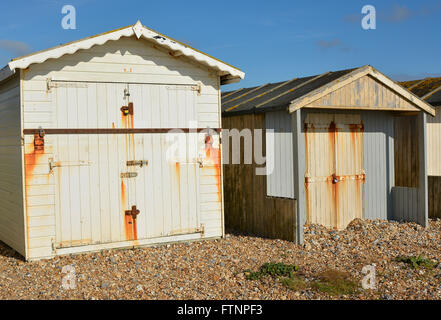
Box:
5 21 244 82
288 65 435 116
0 65 15 83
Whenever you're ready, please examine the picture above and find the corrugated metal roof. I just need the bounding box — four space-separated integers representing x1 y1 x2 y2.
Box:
0 21 244 83
399 77 441 106
222 68 356 115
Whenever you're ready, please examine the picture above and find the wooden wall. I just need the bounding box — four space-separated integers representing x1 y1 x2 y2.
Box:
222 113 297 241
428 176 441 218
394 115 419 187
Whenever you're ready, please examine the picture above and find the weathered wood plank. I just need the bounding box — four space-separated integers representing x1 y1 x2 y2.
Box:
222 113 297 241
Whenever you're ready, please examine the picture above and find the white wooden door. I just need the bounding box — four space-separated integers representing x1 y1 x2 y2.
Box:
53 82 201 248
126 84 201 239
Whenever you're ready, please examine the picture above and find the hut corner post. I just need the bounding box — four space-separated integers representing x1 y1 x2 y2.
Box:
417 112 429 227
292 109 306 244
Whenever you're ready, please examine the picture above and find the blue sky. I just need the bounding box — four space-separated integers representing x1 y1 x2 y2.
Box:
1 0 440 90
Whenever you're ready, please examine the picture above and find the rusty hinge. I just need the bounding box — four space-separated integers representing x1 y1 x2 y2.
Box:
121 102 134 116
126 160 148 167
121 172 138 178
125 205 140 220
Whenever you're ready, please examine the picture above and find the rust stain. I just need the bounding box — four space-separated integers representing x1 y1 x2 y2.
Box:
175 161 181 181
328 122 337 229
132 218 138 240
334 180 339 230
112 122 115 128
24 136 46 253
121 181 126 205
355 179 361 220
124 214 134 240
121 177 138 241
129 114 134 129
204 134 222 201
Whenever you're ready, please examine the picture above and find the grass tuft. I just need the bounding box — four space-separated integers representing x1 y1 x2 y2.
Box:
311 270 359 296
244 262 299 280
395 255 438 270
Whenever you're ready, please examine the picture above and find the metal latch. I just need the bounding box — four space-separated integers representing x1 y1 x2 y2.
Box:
121 172 138 178
121 102 134 116
126 160 148 167
125 205 140 220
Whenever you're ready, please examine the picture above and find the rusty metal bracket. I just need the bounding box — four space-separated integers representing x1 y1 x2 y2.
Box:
34 128 45 152
196 224 205 236
126 160 148 167
192 82 202 96
125 205 140 220
121 172 138 178
121 102 134 116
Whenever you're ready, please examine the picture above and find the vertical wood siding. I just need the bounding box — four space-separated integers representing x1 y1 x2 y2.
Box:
21 36 222 259
362 112 394 220
428 176 441 218
392 113 427 225
309 75 419 111
427 106 441 176
392 187 418 221
265 110 294 199
223 114 297 241
394 116 419 188
0 74 26 256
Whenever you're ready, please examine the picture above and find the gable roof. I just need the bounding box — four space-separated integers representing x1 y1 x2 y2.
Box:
222 65 435 116
0 21 244 84
400 77 441 106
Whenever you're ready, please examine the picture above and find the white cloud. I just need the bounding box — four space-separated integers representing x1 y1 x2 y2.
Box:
0 40 32 57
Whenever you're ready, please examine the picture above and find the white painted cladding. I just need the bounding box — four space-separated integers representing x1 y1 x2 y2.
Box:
0 74 26 256
427 106 441 176
20 36 223 259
